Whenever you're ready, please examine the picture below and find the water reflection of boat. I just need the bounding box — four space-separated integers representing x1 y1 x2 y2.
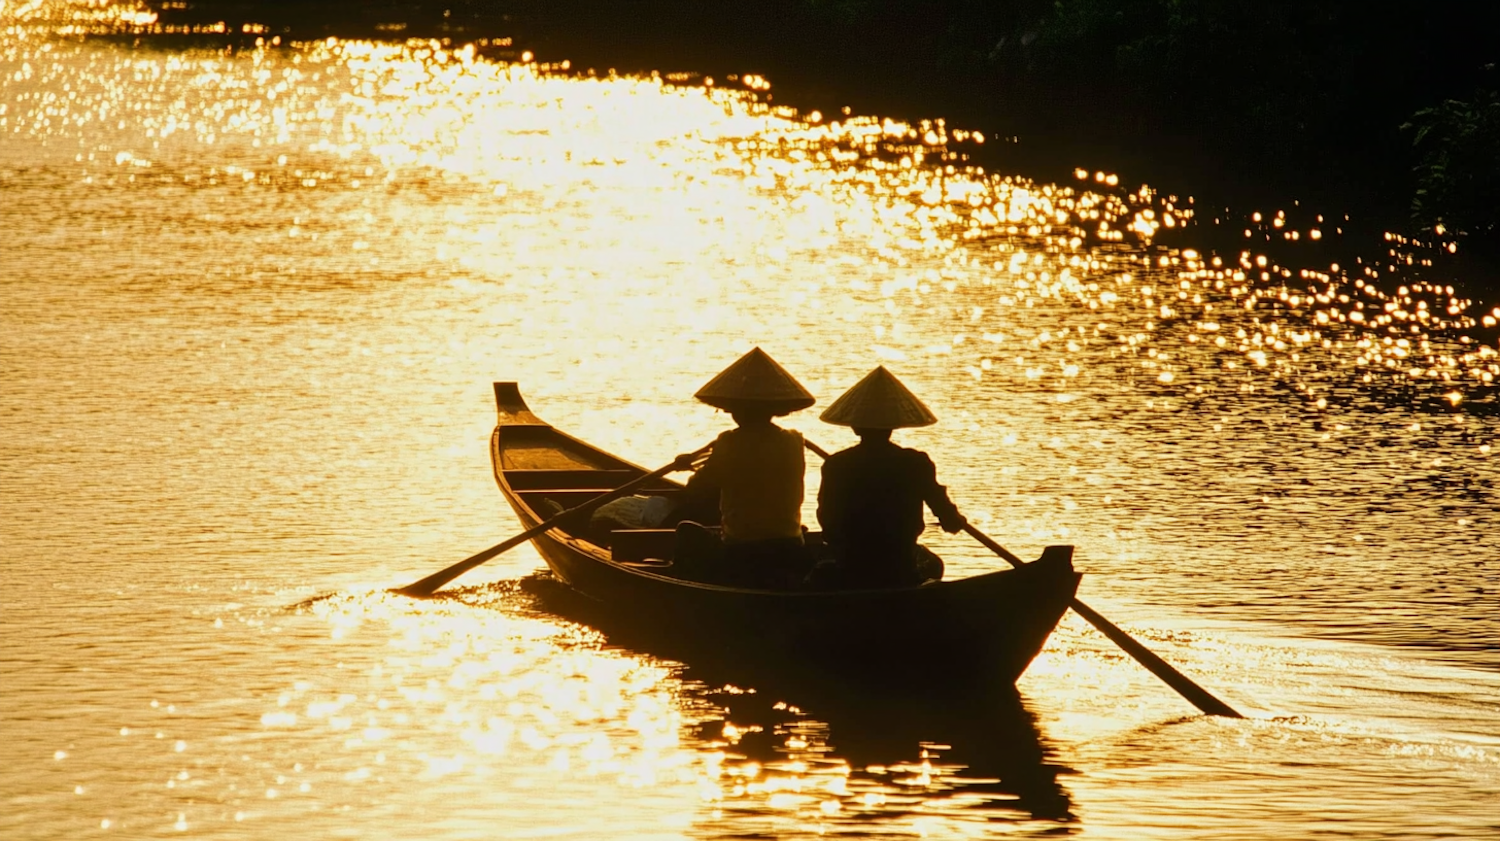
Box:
521 571 1075 825
492 382 1079 685
688 665 1076 825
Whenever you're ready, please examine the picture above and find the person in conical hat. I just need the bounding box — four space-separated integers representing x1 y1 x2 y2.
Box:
813 367 966 588
675 348 816 588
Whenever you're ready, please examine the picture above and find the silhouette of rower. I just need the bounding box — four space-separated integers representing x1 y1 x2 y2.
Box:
815 367 966 588
675 347 816 588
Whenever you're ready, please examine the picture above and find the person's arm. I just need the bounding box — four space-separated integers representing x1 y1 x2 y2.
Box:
671 436 723 525
918 454 966 533
683 455 718 494
816 457 847 549
683 432 725 492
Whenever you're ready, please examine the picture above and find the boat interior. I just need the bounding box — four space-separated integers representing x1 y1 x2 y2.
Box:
494 422 692 564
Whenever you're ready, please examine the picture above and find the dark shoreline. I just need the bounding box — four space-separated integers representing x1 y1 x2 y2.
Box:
139 1 1371 201
142 0 1497 304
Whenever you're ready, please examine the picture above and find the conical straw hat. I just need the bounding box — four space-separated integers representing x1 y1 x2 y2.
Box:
694 347 816 414
819 366 938 429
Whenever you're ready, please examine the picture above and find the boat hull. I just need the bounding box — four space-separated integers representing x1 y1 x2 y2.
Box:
488 382 1080 685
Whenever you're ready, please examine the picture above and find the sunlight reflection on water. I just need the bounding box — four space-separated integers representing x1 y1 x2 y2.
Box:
3 3 1499 838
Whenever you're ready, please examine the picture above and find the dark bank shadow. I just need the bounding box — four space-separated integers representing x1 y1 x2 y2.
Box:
513 571 1076 828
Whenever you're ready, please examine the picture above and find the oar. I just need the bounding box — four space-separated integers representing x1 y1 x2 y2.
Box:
392 445 709 598
961 524 1242 717
801 438 1242 718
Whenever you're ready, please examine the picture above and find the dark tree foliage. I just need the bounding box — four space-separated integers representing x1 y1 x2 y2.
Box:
797 0 1500 242
1406 80 1500 239
1021 2 1491 149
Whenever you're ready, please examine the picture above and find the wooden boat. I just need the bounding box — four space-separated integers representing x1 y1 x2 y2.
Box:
490 382 1081 685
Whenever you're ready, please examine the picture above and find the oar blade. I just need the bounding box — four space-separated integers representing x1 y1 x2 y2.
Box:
391 534 525 598
1066 599 1243 718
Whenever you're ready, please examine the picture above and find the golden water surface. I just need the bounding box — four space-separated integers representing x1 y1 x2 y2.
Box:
3 2 1498 838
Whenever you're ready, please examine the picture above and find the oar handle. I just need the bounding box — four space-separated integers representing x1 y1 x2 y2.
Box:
961 522 1025 569
394 443 711 597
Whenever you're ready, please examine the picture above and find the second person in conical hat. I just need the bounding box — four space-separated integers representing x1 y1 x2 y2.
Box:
676 347 816 588
814 366 966 588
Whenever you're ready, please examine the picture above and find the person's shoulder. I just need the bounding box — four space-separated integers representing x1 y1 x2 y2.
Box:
824 443 856 460
895 444 937 468
821 443 859 468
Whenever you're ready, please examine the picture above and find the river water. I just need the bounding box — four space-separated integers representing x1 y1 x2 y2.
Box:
3 2 1498 838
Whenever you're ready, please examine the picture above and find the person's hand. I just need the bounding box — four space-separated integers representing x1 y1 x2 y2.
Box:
941 512 968 534
671 452 701 472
